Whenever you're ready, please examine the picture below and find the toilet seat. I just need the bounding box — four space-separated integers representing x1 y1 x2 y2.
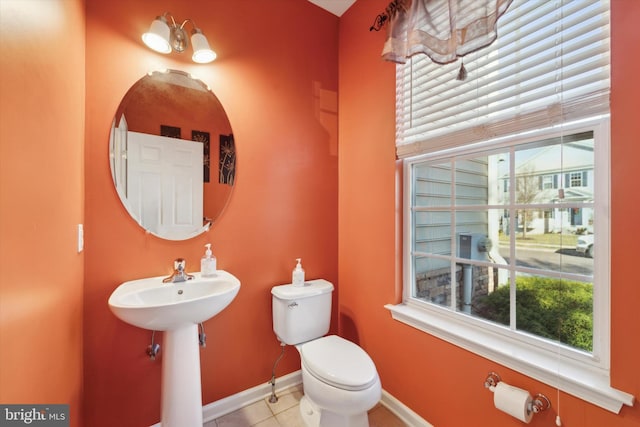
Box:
300 335 378 391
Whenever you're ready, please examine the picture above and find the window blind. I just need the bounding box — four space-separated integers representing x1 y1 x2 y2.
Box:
396 0 610 159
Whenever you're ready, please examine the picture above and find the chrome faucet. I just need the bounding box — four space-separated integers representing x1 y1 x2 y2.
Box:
162 258 195 283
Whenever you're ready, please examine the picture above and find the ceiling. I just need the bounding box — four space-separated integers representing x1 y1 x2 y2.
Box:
308 0 357 17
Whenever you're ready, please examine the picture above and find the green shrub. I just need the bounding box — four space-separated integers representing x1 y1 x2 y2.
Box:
476 276 593 351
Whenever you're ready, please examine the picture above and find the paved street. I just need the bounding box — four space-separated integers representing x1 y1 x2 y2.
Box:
498 244 594 277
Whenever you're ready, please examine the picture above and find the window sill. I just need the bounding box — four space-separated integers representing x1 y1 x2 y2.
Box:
384 302 635 413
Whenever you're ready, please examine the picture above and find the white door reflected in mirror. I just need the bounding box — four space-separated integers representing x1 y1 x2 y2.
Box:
126 131 204 239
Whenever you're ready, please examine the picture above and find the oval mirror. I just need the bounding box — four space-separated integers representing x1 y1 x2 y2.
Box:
109 70 236 240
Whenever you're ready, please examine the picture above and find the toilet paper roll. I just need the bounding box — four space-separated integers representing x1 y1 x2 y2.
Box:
493 382 533 423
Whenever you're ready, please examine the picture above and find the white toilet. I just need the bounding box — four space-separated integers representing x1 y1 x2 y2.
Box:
272 279 381 427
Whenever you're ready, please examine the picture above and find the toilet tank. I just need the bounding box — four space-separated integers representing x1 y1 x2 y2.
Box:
271 279 334 345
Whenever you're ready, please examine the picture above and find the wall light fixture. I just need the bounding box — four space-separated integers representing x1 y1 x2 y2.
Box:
142 13 217 64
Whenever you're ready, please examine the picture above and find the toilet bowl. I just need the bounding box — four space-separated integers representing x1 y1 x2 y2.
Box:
271 279 381 427
297 335 381 427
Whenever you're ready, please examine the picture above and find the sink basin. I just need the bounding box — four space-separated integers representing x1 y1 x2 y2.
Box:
108 270 240 331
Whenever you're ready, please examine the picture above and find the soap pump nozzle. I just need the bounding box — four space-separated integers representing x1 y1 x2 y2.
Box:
204 243 212 258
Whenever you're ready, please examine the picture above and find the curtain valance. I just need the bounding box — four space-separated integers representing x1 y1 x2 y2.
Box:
382 0 512 64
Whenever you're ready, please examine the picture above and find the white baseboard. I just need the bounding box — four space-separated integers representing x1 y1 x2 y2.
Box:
380 389 434 427
201 370 302 423
151 370 434 426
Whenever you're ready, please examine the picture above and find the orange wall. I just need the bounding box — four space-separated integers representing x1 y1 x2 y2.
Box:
3 1 636 427
84 1 338 426
338 1 640 427
0 0 85 426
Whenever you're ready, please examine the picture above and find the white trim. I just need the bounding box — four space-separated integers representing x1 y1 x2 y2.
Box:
384 302 635 413
380 389 434 427
150 370 436 426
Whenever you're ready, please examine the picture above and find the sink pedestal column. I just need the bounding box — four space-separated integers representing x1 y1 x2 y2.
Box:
161 324 203 427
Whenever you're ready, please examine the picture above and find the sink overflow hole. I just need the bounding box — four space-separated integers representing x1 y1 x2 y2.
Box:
177 289 184 295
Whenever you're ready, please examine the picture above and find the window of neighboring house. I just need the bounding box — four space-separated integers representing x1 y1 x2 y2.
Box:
542 175 555 189
569 171 584 187
387 0 634 414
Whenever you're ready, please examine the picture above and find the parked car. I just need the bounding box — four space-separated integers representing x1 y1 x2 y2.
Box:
576 234 594 258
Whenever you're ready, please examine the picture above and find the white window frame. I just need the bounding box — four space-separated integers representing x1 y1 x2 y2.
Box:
387 117 635 412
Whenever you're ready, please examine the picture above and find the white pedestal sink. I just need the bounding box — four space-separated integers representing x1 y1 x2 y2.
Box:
108 270 240 427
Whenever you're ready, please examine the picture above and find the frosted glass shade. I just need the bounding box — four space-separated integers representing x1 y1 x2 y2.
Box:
191 31 217 63
142 17 171 54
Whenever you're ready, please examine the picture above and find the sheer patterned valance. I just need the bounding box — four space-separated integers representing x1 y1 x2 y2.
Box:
382 0 513 64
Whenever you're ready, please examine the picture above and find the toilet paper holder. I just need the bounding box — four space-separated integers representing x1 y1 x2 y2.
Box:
484 372 551 414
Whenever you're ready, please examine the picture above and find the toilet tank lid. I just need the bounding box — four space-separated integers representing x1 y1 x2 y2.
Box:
271 279 334 300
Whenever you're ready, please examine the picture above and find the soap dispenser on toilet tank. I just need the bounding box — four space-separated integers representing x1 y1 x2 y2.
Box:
292 258 305 286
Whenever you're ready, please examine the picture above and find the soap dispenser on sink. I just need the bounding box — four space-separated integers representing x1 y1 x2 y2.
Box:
201 243 217 277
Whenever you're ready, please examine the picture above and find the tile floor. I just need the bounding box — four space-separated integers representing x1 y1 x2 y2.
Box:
205 385 409 427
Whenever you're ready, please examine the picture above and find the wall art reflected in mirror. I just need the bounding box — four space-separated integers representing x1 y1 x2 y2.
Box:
109 70 236 240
